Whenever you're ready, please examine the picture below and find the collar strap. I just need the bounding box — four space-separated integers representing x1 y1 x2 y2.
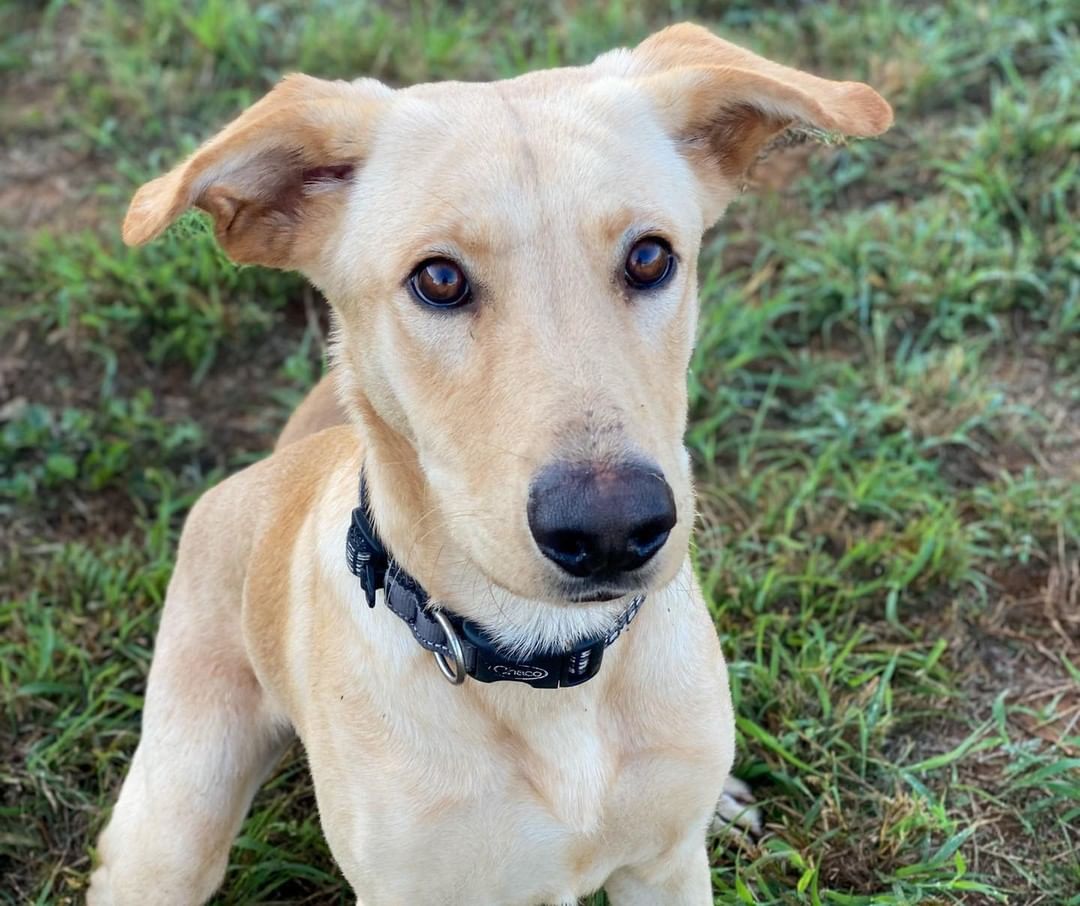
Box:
345 473 644 689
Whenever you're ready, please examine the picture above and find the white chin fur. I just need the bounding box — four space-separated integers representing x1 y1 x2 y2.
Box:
439 583 636 659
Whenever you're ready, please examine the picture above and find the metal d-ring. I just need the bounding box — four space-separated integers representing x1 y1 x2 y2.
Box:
430 609 466 685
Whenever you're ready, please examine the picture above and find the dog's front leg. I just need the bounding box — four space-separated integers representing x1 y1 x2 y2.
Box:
604 843 712 905
88 488 291 906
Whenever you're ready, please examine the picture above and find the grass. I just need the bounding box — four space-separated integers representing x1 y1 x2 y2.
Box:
1 0 1077 903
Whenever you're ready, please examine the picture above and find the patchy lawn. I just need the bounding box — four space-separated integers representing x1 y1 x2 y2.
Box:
1 1 1077 903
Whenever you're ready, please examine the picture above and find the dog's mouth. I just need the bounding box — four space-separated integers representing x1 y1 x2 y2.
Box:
465 541 662 608
553 568 660 605
553 559 665 606
477 565 649 609
567 587 635 604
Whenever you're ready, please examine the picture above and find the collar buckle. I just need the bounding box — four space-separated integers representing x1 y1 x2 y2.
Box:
346 503 388 608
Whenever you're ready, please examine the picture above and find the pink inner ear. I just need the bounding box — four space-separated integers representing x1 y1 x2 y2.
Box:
301 163 355 184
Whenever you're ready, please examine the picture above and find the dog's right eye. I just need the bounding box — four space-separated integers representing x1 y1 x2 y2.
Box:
624 237 675 290
409 258 472 309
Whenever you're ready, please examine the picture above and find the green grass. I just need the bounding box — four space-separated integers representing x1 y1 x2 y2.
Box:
2 1 1078 903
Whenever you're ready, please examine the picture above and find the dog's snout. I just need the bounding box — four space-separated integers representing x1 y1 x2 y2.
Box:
527 462 676 581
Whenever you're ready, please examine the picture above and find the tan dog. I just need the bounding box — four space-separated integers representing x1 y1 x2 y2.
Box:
89 24 890 905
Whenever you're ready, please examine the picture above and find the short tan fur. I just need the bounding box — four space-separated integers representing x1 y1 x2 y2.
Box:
91 24 890 906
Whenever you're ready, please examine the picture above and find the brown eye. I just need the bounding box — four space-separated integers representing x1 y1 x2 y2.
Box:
624 237 675 290
409 258 472 308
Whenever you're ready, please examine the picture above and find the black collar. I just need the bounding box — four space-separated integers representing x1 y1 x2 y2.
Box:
345 473 644 689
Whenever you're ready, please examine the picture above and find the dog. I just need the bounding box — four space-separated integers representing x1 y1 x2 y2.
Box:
88 23 890 905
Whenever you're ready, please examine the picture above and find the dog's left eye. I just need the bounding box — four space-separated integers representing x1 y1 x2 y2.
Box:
409 258 472 309
624 237 675 290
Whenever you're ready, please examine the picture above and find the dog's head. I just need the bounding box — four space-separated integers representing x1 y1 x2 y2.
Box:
124 24 890 613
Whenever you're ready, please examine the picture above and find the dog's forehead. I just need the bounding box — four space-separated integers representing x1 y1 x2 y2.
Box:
388 73 665 174
357 74 699 249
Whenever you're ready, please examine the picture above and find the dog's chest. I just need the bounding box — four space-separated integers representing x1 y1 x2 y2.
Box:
310 678 729 906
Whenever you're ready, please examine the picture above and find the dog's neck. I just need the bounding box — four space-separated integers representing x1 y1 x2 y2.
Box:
354 403 650 659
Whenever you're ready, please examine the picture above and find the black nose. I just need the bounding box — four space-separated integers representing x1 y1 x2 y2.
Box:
527 462 676 581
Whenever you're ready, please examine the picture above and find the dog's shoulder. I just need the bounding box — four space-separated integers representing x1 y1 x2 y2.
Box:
192 422 359 520
256 422 363 517
176 425 362 702
175 424 361 581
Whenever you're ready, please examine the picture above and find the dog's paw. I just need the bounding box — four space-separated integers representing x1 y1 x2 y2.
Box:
710 775 762 840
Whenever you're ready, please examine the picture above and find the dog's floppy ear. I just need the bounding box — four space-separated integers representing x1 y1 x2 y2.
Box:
628 23 893 222
122 74 390 269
